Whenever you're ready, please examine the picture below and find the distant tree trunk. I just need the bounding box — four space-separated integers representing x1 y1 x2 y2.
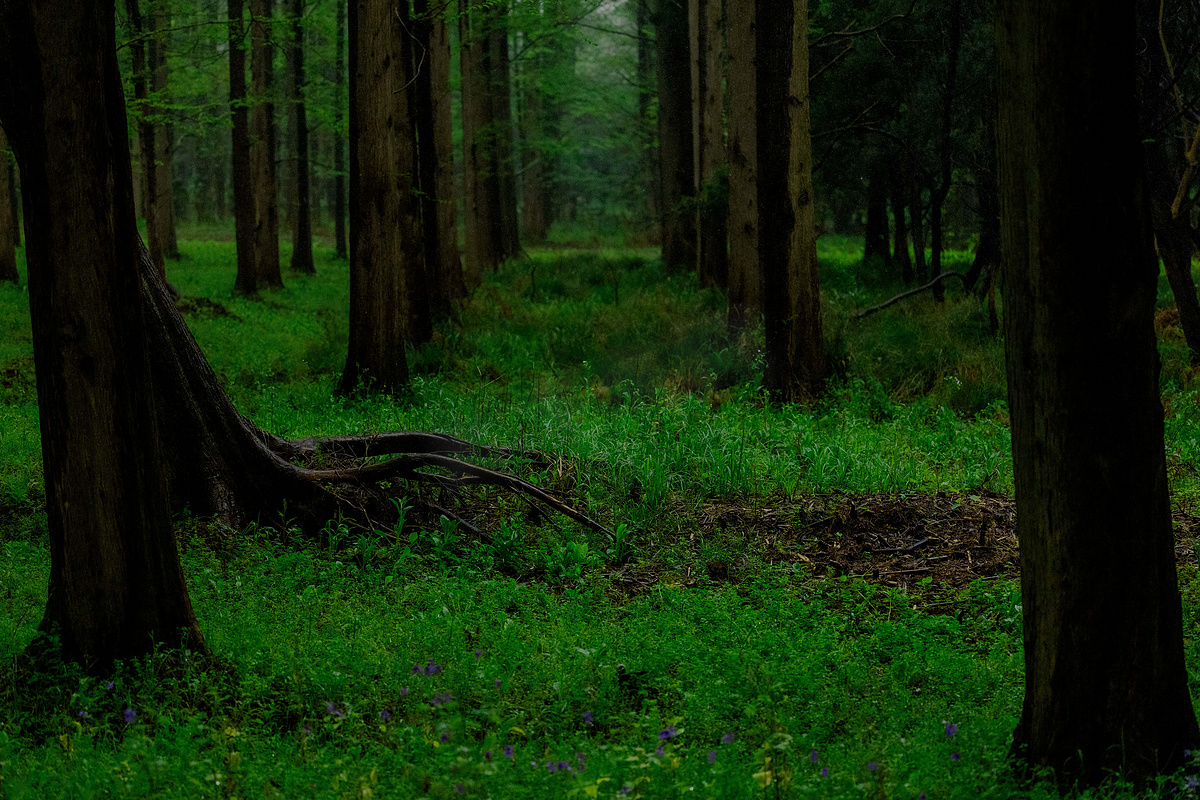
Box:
655 0 696 273
928 0 962 303
636 0 659 228
758 0 825 401
862 163 890 265
889 160 913 283
0 0 204 667
999 0 1200 786
414 0 465 312
151 3 179 260
339 0 410 395
287 0 315 274
125 0 165 280
518 47 548 244
909 179 927 283
333 0 347 260
229 0 257 295
250 0 282 289
487 11 521 261
694 0 727 290
459 0 502 284
725 0 757 329
0 127 16 282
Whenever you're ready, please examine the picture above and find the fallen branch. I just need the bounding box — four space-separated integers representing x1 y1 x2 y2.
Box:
853 272 971 320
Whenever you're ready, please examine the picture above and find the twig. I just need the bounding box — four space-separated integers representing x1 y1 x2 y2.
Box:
853 272 971 320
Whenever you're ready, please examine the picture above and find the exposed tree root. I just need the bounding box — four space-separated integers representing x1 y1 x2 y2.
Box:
853 271 970 320
138 241 609 542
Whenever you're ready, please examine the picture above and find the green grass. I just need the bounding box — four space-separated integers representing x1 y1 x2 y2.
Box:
2 231 1200 797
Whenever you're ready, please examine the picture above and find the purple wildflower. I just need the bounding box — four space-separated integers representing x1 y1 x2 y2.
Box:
124 708 136 724
494 678 502 689
722 732 735 744
106 681 114 690
424 659 442 676
810 748 819 763
504 745 514 758
411 664 421 675
484 750 493 761
78 710 89 719
474 649 483 659
379 709 391 721
531 761 538 768
582 711 594 726
656 744 665 757
920 794 926 800
951 752 961 761
326 701 345 719
303 724 311 734
821 767 829 778
945 722 958 738
577 752 586 772
431 692 455 707
441 732 451 742
400 687 409 696
658 725 676 740
867 762 878 772
557 761 571 773
547 762 558 774
1187 775 1199 789
618 786 632 796
708 750 717 764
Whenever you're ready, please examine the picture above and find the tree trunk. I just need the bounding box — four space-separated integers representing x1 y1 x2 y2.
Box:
964 101 999 295
397 0 431 346
339 0 410 395
636 0 659 231
151 3 179 261
909 179 927 283
250 0 282 289
695 0 727 290
655 0 696 273
487 10 521 261
518 45 548 244
333 0 347 260
758 0 825 401
7 153 18 249
863 163 890 266
889 159 913 284
288 0 315 275
459 0 502 284
725 0 757 329
0 0 204 667
0 127 17 283
998 0 1200 785
414 0 466 312
125 0 166 281
928 0 963 303
230 0 257 295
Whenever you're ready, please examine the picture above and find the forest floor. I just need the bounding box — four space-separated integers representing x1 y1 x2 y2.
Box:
2 232 1200 798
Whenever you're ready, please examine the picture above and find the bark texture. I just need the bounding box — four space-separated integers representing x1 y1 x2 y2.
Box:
229 0 257 295
0 126 17 283
998 0 1200 784
125 0 165 279
757 0 825 401
725 0 757 329
333 0 347 260
459 0 502 285
0 0 203 666
250 0 282 288
287 0 315 275
655 0 696 273
695 0 727 290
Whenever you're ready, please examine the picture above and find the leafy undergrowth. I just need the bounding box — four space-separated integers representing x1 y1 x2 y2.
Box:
3 232 1200 797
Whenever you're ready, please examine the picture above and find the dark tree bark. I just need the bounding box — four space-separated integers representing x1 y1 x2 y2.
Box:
999 0 1200 785
0 0 204 667
487 10 520 261
862 163 890 266
151 2 179 261
7 151 17 249
229 0 257 295
758 0 825 401
889 159 913 284
333 0 347 260
909 178 927 283
725 0 757 329
287 0 315 275
459 0 502 285
695 0 727 290
655 0 696 273
928 0 963 303
636 0 659 229
250 0 282 289
414 0 466 312
396 0 431 346
125 0 166 280
0 126 17 283
518 45 548 244
339 0 410 395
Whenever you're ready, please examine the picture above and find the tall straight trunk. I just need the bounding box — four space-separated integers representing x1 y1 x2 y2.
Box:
459 0 502 284
725 0 757 329
333 0 347 259
487 11 520 261
0 0 203 666
889 160 913 283
0 127 16 282
999 0 1200 785
288 0 315 274
396 0 431 346
928 0 962 303
655 0 696 273
518 49 548 243
339 0 409 395
909 179 927 283
758 0 825 401
695 0 727 290
637 0 658 226
151 2 179 260
125 0 165 280
863 164 890 265
414 0 465 311
250 0 282 288
229 0 257 295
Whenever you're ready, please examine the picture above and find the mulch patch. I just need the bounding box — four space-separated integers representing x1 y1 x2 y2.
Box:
680 491 1200 590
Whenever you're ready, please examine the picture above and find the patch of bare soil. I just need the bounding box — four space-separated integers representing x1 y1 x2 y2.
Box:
677 491 1200 590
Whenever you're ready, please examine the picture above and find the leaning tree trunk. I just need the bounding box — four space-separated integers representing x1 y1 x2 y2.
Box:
229 0 257 295
758 0 825 401
0 0 204 667
0 126 16 283
999 0 1200 786
725 0 758 330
